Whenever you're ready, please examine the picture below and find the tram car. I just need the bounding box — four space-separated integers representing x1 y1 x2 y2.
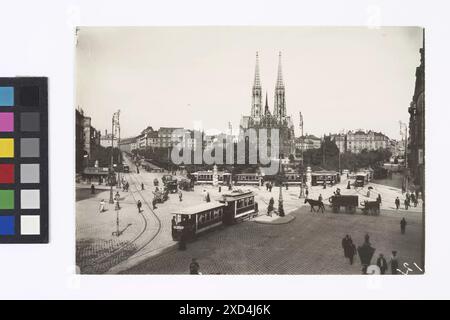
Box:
354 173 367 187
190 171 231 185
171 190 258 241
234 173 261 185
284 173 304 185
311 171 340 186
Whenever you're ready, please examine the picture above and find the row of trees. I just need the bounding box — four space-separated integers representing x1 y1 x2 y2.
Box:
131 137 392 175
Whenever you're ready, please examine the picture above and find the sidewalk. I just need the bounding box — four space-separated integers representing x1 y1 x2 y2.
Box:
76 186 145 273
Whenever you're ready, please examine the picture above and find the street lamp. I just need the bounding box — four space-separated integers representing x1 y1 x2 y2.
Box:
299 112 305 198
109 110 120 204
278 155 285 217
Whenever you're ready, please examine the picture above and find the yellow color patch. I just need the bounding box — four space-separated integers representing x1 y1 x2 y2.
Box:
0 138 14 158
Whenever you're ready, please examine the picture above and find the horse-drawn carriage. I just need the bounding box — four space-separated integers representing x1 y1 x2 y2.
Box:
328 195 359 214
178 178 194 191
153 190 169 203
360 200 380 215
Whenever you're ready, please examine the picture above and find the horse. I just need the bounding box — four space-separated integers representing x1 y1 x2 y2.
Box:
304 198 325 213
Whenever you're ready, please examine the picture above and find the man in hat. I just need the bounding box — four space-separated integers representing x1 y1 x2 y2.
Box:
376 254 388 274
390 251 399 274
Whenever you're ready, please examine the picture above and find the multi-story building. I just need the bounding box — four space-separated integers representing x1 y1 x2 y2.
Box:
295 134 321 151
118 136 137 153
407 41 425 196
332 130 390 153
100 130 118 148
75 108 101 173
240 52 295 159
158 127 184 148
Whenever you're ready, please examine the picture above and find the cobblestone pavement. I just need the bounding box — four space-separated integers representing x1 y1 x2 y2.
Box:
123 205 423 275
77 157 424 274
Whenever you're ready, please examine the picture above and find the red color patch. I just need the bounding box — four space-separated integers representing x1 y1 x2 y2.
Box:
0 164 14 183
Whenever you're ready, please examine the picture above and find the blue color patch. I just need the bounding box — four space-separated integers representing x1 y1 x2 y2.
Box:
0 216 15 235
0 87 14 106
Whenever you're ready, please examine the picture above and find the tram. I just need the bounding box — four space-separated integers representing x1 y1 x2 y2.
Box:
311 171 340 186
171 190 258 241
234 173 261 185
190 171 231 185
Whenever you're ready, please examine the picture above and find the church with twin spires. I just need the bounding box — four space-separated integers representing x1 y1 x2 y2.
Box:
240 52 295 158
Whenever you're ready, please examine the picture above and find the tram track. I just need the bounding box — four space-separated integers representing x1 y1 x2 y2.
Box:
82 158 163 274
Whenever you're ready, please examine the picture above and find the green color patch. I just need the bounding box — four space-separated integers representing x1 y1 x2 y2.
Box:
0 190 14 209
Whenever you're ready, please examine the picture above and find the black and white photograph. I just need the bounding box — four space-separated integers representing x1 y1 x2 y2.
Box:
75 26 425 275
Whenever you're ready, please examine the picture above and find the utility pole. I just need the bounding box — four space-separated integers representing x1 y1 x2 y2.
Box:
299 112 304 198
109 110 120 204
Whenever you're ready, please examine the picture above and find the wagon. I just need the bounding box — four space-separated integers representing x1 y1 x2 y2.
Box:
360 200 380 215
153 190 169 203
328 195 358 214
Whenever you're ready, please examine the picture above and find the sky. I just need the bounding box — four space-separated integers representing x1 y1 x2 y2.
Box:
76 26 423 140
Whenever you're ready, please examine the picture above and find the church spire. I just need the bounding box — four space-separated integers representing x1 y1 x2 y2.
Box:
273 52 286 119
264 91 270 115
276 51 284 88
253 51 261 88
251 52 262 118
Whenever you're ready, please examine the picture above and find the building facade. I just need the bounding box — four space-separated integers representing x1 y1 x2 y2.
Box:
332 130 390 153
240 52 295 159
75 108 101 173
407 42 425 196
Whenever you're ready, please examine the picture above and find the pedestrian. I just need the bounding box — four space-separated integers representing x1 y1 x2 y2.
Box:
115 191 120 201
404 198 409 210
202 189 207 201
218 185 221 193
189 258 200 274
395 197 400 210
99 199 105 213
367 189 371 198
179 190 183 202
323 181 326 189
137 200 142 213
91 184 95 195
141 183 145 190
318 194 323 203
377 194 382 204
406 191 410 203
342 235 350 257
171 216 176 238
390 251 399 274
411 193 417 207
347 180 351 189
347 238 356 265
376 254 388 274
206 192 211 203
285 183 288 190
267 197 274 216
269 183 272 192
305 187 309 199
400 217 407 234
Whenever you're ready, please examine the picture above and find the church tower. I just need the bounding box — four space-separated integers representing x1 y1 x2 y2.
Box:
273 52 286 120
251 52 262 120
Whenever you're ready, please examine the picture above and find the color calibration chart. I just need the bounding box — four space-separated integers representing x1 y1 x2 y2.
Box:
0 78 48 243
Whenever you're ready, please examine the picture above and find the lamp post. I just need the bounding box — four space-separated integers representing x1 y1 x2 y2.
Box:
109 110 120 204
278 155 285 217
299 112 305 198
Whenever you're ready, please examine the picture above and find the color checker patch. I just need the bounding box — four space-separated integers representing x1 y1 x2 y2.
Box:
0 113 14 132
0 164 14 183
0 138 14 158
